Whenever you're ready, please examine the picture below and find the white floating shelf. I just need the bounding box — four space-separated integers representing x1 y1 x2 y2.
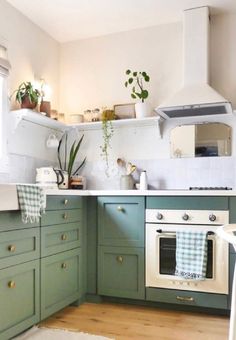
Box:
9 109 68 133
69 116 162 131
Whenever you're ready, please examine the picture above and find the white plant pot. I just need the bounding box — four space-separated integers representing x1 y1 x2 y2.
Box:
135 102 151 119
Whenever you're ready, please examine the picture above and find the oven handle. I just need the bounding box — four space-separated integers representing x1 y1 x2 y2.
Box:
156 229 215 235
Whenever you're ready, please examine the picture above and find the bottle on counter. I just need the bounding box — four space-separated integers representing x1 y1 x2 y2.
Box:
140 170 148 190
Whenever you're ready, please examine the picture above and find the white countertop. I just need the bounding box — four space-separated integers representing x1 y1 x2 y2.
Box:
45 189 236 196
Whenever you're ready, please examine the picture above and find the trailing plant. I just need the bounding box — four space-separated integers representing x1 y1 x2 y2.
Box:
100 109 115 177
11 82 41 105
58 132 86 179
125 69 150 102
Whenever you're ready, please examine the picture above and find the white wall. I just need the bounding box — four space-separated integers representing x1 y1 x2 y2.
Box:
59 23 182 117
0 0 60 109
0 0 60 183
60 15 236 190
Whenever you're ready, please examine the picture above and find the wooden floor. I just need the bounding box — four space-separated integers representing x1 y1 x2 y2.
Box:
40 303 229 340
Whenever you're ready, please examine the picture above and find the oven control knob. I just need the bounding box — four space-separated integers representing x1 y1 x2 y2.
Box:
156 213 163 220
209 214 216 222
182 213 189 221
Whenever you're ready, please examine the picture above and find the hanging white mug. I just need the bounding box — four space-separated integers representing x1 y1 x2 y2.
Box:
46 134 59 148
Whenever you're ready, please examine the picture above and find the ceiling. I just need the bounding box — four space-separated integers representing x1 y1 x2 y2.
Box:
6 0 236 43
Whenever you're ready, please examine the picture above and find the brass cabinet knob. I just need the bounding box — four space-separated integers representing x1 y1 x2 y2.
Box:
8 245 16 252
64 199 68 205
116 255 123 263
61 263 67 269
8 281 16 289
117 206 123 212
63 213 68 220
61 234 67 241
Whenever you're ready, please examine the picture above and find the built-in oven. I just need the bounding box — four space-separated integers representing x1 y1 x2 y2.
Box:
146 209 229 294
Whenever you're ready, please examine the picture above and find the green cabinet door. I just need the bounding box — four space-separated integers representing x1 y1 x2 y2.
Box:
0 260 40 340
41 209 82 226
46 196 82 210
98 246 145 300
41 222 82 257
0 228 40 269
98 197 145 247
41 248 82 320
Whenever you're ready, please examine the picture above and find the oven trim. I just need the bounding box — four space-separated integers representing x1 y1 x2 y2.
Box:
146 223 229 294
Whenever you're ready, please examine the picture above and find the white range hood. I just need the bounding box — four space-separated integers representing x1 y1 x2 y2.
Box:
156 6 232 119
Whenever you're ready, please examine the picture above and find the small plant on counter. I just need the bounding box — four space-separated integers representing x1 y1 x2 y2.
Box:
125 69 150 102
58 132 86 179
11 82 41 109
100 109 115 177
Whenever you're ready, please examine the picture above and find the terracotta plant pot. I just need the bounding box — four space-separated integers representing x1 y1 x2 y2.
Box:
21 96 38 109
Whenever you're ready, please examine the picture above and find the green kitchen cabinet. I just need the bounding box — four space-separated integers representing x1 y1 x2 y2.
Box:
98 246 145 299
97 196 145 300
40 195 86 320
41 248 82 319
98 196 144 247
147 196 229 210
0 260 40 340
41 222 82 257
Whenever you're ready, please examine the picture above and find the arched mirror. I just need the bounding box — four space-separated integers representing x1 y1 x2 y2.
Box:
170 123 231 158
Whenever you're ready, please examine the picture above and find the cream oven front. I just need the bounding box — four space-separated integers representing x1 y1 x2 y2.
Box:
145 209 229 294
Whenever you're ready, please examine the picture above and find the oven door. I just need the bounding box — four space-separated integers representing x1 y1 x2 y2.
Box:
146 223 229 294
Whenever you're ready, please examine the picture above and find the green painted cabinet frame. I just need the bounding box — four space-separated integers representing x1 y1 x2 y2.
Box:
98 196 145 247
0 260 40 340
41 248 82 320
98 246 145 300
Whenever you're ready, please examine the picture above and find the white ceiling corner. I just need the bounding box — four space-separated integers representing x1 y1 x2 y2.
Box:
6 0 236 43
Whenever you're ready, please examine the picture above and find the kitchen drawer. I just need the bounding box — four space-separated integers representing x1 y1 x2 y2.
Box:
146 287 228 309
98 246 145 300
98 197 144 247
41 248 82 320
46 195 82 210
0 228 40 269
41 222 82 257
41 209 82 226
146 196 229 210
0 211 39 232
0 260 40 340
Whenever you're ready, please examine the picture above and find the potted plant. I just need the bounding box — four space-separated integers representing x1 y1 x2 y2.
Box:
12 82 41 109
58 132 86 187
100 109 115 177
125 69 151 118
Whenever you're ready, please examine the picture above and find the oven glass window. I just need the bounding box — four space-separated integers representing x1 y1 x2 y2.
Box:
159 237 213 278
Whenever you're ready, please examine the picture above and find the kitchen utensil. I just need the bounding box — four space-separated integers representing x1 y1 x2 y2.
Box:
126 162 136 175
117 158 126 168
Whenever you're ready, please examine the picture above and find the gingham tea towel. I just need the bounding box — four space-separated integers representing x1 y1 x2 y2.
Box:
175 230 208 280
17 185 46 223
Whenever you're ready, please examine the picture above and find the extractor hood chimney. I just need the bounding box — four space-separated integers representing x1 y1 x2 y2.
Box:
156 6 232 119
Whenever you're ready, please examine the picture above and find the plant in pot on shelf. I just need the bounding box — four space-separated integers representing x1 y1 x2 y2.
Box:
58 132 86 188
11 82 41 109
100 109 116 177
125 69 151 118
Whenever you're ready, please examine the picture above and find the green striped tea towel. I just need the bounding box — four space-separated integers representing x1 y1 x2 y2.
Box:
17 185 46 223
175 230 208 280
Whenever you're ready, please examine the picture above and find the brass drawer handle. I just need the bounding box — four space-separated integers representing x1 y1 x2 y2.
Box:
8 281 16 289
116 255 123 263
8 245 16 252
64 199 68 205
176 296 194 302
61 263 67 269
61 234 67 241
117 206 124 212
63 213 68 220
